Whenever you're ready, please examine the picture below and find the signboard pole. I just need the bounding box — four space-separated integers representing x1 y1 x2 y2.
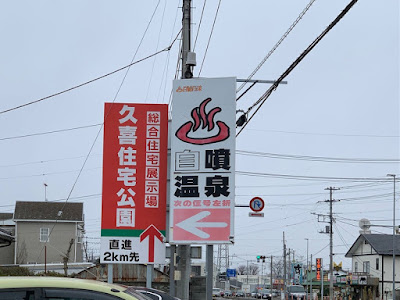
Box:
206 245 213 300
146 264 153 288
107 264 113 284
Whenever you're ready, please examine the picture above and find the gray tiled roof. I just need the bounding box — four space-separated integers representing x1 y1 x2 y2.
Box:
0 213 13 220
346 233 400 257
14 201 83 222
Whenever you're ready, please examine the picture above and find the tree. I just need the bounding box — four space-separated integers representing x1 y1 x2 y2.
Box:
236 263 259 275
237 265 247 275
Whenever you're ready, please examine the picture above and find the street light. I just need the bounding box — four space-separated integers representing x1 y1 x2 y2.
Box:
387 174 396 299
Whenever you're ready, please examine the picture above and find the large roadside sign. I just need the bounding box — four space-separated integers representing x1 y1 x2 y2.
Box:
169 77 236 244
100 103 168 264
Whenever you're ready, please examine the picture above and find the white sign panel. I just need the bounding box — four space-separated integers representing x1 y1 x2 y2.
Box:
100 225 166 264
169 77 236 244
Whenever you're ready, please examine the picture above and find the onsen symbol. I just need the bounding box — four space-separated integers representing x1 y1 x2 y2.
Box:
175 98 230 145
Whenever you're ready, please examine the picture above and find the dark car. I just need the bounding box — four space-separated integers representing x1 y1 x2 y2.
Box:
236 290 245 297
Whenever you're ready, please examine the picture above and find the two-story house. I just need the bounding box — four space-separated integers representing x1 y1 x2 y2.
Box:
13 201 85 265
345 233 400 300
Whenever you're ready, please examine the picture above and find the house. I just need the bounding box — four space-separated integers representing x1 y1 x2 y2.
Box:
13 201 85 265
345 233 400 300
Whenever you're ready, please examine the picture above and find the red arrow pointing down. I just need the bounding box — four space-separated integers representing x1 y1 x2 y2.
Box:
140 225 164 263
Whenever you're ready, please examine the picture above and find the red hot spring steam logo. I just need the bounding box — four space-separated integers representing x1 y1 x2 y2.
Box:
175 98 230 145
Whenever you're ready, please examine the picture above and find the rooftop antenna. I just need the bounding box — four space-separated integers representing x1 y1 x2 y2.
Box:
359 218 371 234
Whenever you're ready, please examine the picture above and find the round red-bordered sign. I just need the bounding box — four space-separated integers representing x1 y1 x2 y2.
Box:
249 197 264 212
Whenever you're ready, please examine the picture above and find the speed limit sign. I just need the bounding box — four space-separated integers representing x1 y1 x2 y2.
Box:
249 197 264 212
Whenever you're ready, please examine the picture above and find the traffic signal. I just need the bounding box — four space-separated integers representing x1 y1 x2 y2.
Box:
257 255 266 262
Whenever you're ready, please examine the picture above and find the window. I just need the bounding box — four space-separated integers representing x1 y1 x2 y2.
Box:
44 288 123 299
0 290 35 300
355 262 358 272
363 261 370 274
40 228 49 242
376 258 379 270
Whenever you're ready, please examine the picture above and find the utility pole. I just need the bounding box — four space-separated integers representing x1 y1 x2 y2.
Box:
305 238 309 300
283 232 287 297
310 253 313 300
387 174 396 299
325 187 339 300
177 1 193 299
270 256 273 291
63 238 74 277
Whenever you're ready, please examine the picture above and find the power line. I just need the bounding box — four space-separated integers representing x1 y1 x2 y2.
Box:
0 124 102 141
236 170 390 182
193 0 207 50
197 0 221 76
237 0 318 93
237 0 359 136
245 128 400 138
0 31 181 116
236 149 400 163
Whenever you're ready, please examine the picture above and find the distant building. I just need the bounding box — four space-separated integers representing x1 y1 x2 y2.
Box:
345 233 400 300
13 201 85 265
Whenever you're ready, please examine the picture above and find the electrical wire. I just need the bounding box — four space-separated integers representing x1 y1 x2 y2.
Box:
245 128 400 138
236 170 390 182
237 0 318 93
193 0 207 50
237 0 359 137
236 149 400 164
0 124 102 141
145 0 165 102
0 31 181 116
197 0 221 76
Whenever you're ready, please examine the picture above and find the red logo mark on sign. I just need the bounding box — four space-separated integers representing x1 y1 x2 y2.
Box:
175 98 230 145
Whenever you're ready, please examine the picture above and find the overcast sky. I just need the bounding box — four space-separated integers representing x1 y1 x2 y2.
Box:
0 0 399 272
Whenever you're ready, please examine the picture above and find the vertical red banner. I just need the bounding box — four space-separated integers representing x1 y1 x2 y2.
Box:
101 103 168 235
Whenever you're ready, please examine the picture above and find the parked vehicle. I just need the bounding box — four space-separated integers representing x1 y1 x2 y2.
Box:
224 290 233 297
260 289 272 300
235 290 245 297
0 276 150 300
287 285 306 300
213 288 222 297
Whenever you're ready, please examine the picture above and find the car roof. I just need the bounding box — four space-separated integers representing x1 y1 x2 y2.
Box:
0 276 138 299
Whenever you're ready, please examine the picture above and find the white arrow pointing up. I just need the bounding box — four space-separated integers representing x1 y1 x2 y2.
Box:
175 211 228 238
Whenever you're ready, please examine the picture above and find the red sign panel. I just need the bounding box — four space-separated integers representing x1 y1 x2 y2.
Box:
316 258 322 281
101 103 168 235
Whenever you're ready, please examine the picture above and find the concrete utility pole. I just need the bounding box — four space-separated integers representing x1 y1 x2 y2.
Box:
283 232 287 296
387 174 396 299
305 238 309 300
325 187 339 300
270 256 273 290
177 1 192 299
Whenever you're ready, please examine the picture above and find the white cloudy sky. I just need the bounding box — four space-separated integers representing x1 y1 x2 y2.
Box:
0 0 398 271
